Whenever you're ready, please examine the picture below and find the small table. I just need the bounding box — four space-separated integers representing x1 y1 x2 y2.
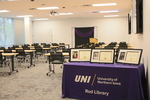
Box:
2 53 18 75
62 62 146 100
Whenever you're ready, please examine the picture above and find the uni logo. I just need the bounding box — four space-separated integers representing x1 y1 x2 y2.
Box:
74 75 91 83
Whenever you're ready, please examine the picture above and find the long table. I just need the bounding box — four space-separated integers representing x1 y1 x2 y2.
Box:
0 50 36 68
62 62 146 100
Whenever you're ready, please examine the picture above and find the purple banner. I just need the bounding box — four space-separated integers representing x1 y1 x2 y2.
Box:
75 27 94 37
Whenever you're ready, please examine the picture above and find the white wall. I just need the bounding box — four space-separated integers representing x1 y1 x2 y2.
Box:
33 18 128 47
143 0 150 99
14 19 25 45
33 21 52 44
128 0 150 99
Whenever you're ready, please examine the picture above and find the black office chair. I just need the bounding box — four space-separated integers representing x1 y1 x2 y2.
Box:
47 52 64 76
62 49 70 63
34 46 43 62
16 49 28 67
0 53 11 75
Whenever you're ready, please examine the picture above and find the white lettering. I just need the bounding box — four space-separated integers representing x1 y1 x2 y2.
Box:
75 75 81 82
85 89 109 96
75 75 91 83
85 89 93 94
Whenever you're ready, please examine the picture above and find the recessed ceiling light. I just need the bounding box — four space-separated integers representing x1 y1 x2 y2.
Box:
104 15 119 17
99 10 118 13
92 3 116 7
0 10 10 13
35 18 49 20
17 15 33 17
36 6 59 10
59 13 73 15
0 0 18 1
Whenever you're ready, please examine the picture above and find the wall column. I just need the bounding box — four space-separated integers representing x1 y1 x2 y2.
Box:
24 17 32 44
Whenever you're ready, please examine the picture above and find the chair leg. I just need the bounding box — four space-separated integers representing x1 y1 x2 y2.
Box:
47 64 51 75
2 62 5 76
46 63 55 76
52 64 55 73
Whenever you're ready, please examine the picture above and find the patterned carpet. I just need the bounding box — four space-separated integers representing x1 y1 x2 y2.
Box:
0 59 78 100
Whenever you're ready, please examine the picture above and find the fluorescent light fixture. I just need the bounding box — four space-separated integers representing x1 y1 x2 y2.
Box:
0 10 10 13
17 15 33 17
100 10 118 13
59 13 73 15
104 15 119 17
92 3 116 6
7 0 18 1
35 18 49 20
0 0 18 1
37 6 59 10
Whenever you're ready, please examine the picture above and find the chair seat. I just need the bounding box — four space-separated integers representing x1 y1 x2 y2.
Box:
52 60 63 64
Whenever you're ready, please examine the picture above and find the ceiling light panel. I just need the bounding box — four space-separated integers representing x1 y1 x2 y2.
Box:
17 15 33 17
0 10 10 13
37 7 59 10
92 3 117 7
99 10 118 13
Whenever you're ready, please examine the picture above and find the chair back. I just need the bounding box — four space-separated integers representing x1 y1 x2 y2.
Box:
50 52 64 64
23 47 30 50
16 49 26 56
43 45 50 48
4 49 12 53
0 53 2 60
0 47 5 50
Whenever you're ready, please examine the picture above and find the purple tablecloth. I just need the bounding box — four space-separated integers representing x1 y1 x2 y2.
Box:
62 62 146 100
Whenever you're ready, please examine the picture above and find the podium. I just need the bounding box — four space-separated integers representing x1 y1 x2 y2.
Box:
89 38 98 44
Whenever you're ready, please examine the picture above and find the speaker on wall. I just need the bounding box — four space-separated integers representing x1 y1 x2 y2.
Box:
128 14 131 34
136 0 143 33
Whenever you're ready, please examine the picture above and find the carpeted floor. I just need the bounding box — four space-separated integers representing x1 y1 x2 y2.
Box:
0 58 78 100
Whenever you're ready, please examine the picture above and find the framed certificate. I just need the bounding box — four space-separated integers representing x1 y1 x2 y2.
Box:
70 48 91 62
116 49 143 65
90 49 115 64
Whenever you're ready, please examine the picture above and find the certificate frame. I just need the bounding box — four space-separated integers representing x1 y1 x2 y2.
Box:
70 48 91 62
90 49 115 64
116 49 143 65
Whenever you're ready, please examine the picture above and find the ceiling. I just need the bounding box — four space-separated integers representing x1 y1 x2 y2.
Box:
0 0 132 21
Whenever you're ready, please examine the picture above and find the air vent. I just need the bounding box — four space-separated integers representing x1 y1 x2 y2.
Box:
92 11 99 13
82 4 91 7
29 8 37 10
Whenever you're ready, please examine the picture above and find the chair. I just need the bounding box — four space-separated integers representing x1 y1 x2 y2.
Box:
3 49 12 64
34 46 43 62
0 53 11 75
16 49 28 67
62 49 70 63
59 43 65 50
4 49 12 53
47 52 64 76
8 47 15 50
13 45 19 49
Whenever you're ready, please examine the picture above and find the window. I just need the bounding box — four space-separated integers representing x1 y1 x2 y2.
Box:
0 17 14 47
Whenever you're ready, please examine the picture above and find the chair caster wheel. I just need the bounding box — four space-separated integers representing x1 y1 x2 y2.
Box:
16 70 18 73
8 73 11 75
